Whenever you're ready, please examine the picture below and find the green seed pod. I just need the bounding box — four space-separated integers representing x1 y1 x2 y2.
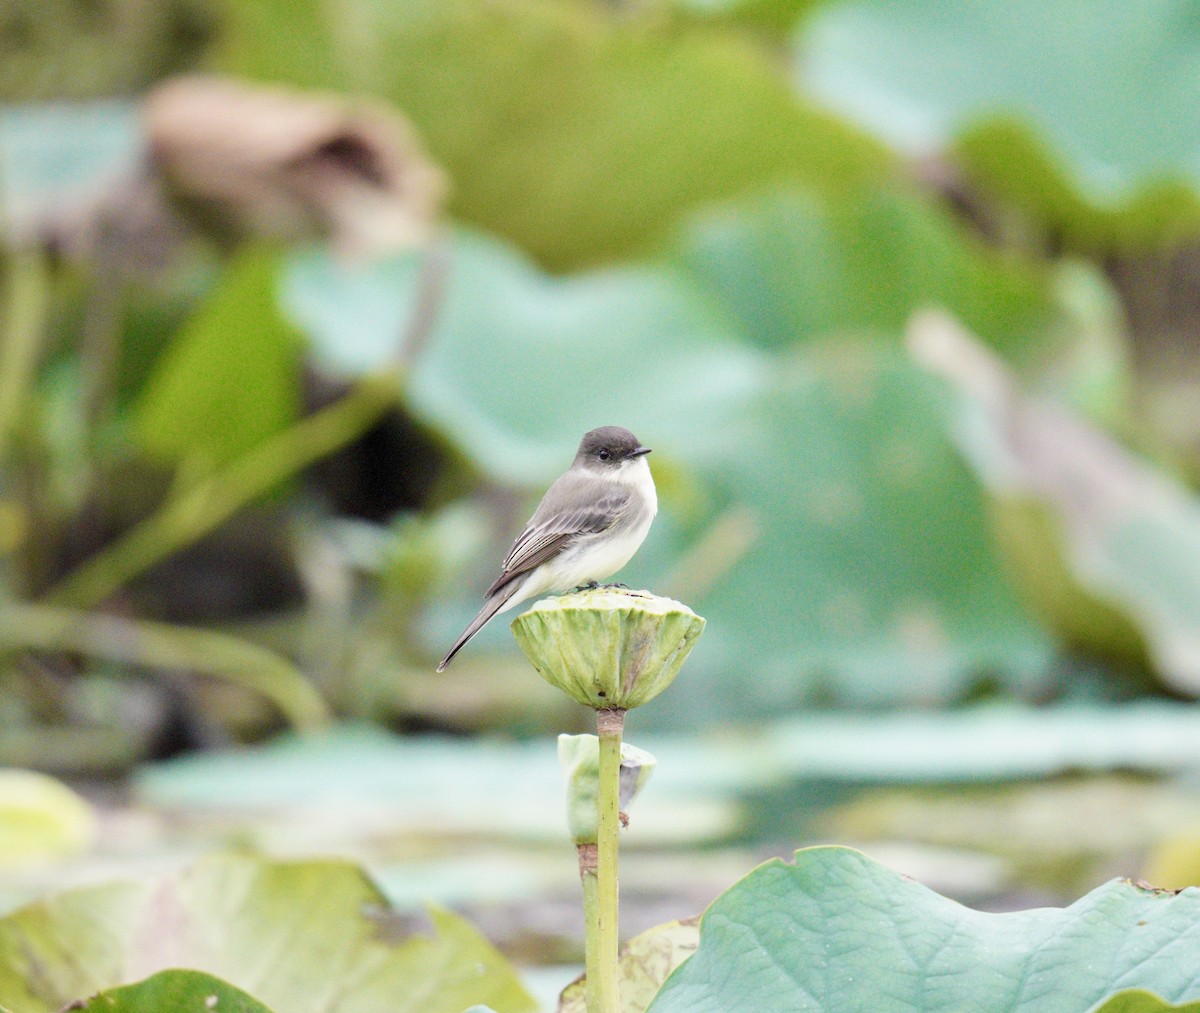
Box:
511 588 705 710
558 734 657 845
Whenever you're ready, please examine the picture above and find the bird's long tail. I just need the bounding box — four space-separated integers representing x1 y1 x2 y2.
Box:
436 580 522 672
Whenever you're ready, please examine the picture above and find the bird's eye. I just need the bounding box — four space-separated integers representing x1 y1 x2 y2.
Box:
598 449 611 461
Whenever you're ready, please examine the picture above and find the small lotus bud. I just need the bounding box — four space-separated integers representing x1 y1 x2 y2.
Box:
511 588 705 710
558 734 657 845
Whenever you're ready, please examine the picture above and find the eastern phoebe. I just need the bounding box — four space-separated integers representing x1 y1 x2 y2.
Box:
437 426 657 671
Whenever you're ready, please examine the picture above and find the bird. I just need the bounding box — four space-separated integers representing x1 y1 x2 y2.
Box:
437 426 657 671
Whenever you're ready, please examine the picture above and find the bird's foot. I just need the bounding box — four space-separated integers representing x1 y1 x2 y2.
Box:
600 582 629 589
572 580 601 592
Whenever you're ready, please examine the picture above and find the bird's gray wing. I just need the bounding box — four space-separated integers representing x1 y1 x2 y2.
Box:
485 479 630 597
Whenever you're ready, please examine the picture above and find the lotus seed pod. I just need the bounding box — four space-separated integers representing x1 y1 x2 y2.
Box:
511 588 705 710
558 734 657 845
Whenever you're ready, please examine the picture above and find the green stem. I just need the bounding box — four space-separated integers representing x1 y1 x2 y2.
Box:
0 601 329 729
43 371 399 611
42 235 448 612
578 845 602 1013
595 707 624 1013
0 252 49 462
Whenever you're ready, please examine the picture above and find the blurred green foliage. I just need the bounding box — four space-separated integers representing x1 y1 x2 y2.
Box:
218 0 895 267
800 0 1200 249
2 0 1200 754
9 6 1200 1006
133 245 301 470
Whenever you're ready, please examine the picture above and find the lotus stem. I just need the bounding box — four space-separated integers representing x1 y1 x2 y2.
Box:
515 589 705 1013
594 707 624 1013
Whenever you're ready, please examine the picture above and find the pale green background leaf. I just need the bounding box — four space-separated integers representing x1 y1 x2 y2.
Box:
683 341 1050 714
670 188 1048 353
0 853 535 1013
283 224 1051 712
797 0 1200 247
284 229 765 487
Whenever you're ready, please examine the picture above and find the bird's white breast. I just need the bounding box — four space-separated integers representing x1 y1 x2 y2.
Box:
519 455 657 599
618 454 657 515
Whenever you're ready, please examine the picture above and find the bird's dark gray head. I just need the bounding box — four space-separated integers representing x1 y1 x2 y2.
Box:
574 426 651 470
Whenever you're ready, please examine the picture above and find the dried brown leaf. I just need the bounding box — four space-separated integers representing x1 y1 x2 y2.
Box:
144 75 447 257
909 309 1200 692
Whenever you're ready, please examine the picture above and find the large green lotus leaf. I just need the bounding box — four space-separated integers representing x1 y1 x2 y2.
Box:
679 340 1050 714
131 245 301 470
218 0 892 268
670 188 1049 353
0 853 535 1013
282 229 765 486
647 846 1200 1012
69 969 275 1013
796 0 1200 248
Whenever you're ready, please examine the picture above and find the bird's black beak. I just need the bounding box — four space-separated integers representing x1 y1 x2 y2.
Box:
630 446 652 457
